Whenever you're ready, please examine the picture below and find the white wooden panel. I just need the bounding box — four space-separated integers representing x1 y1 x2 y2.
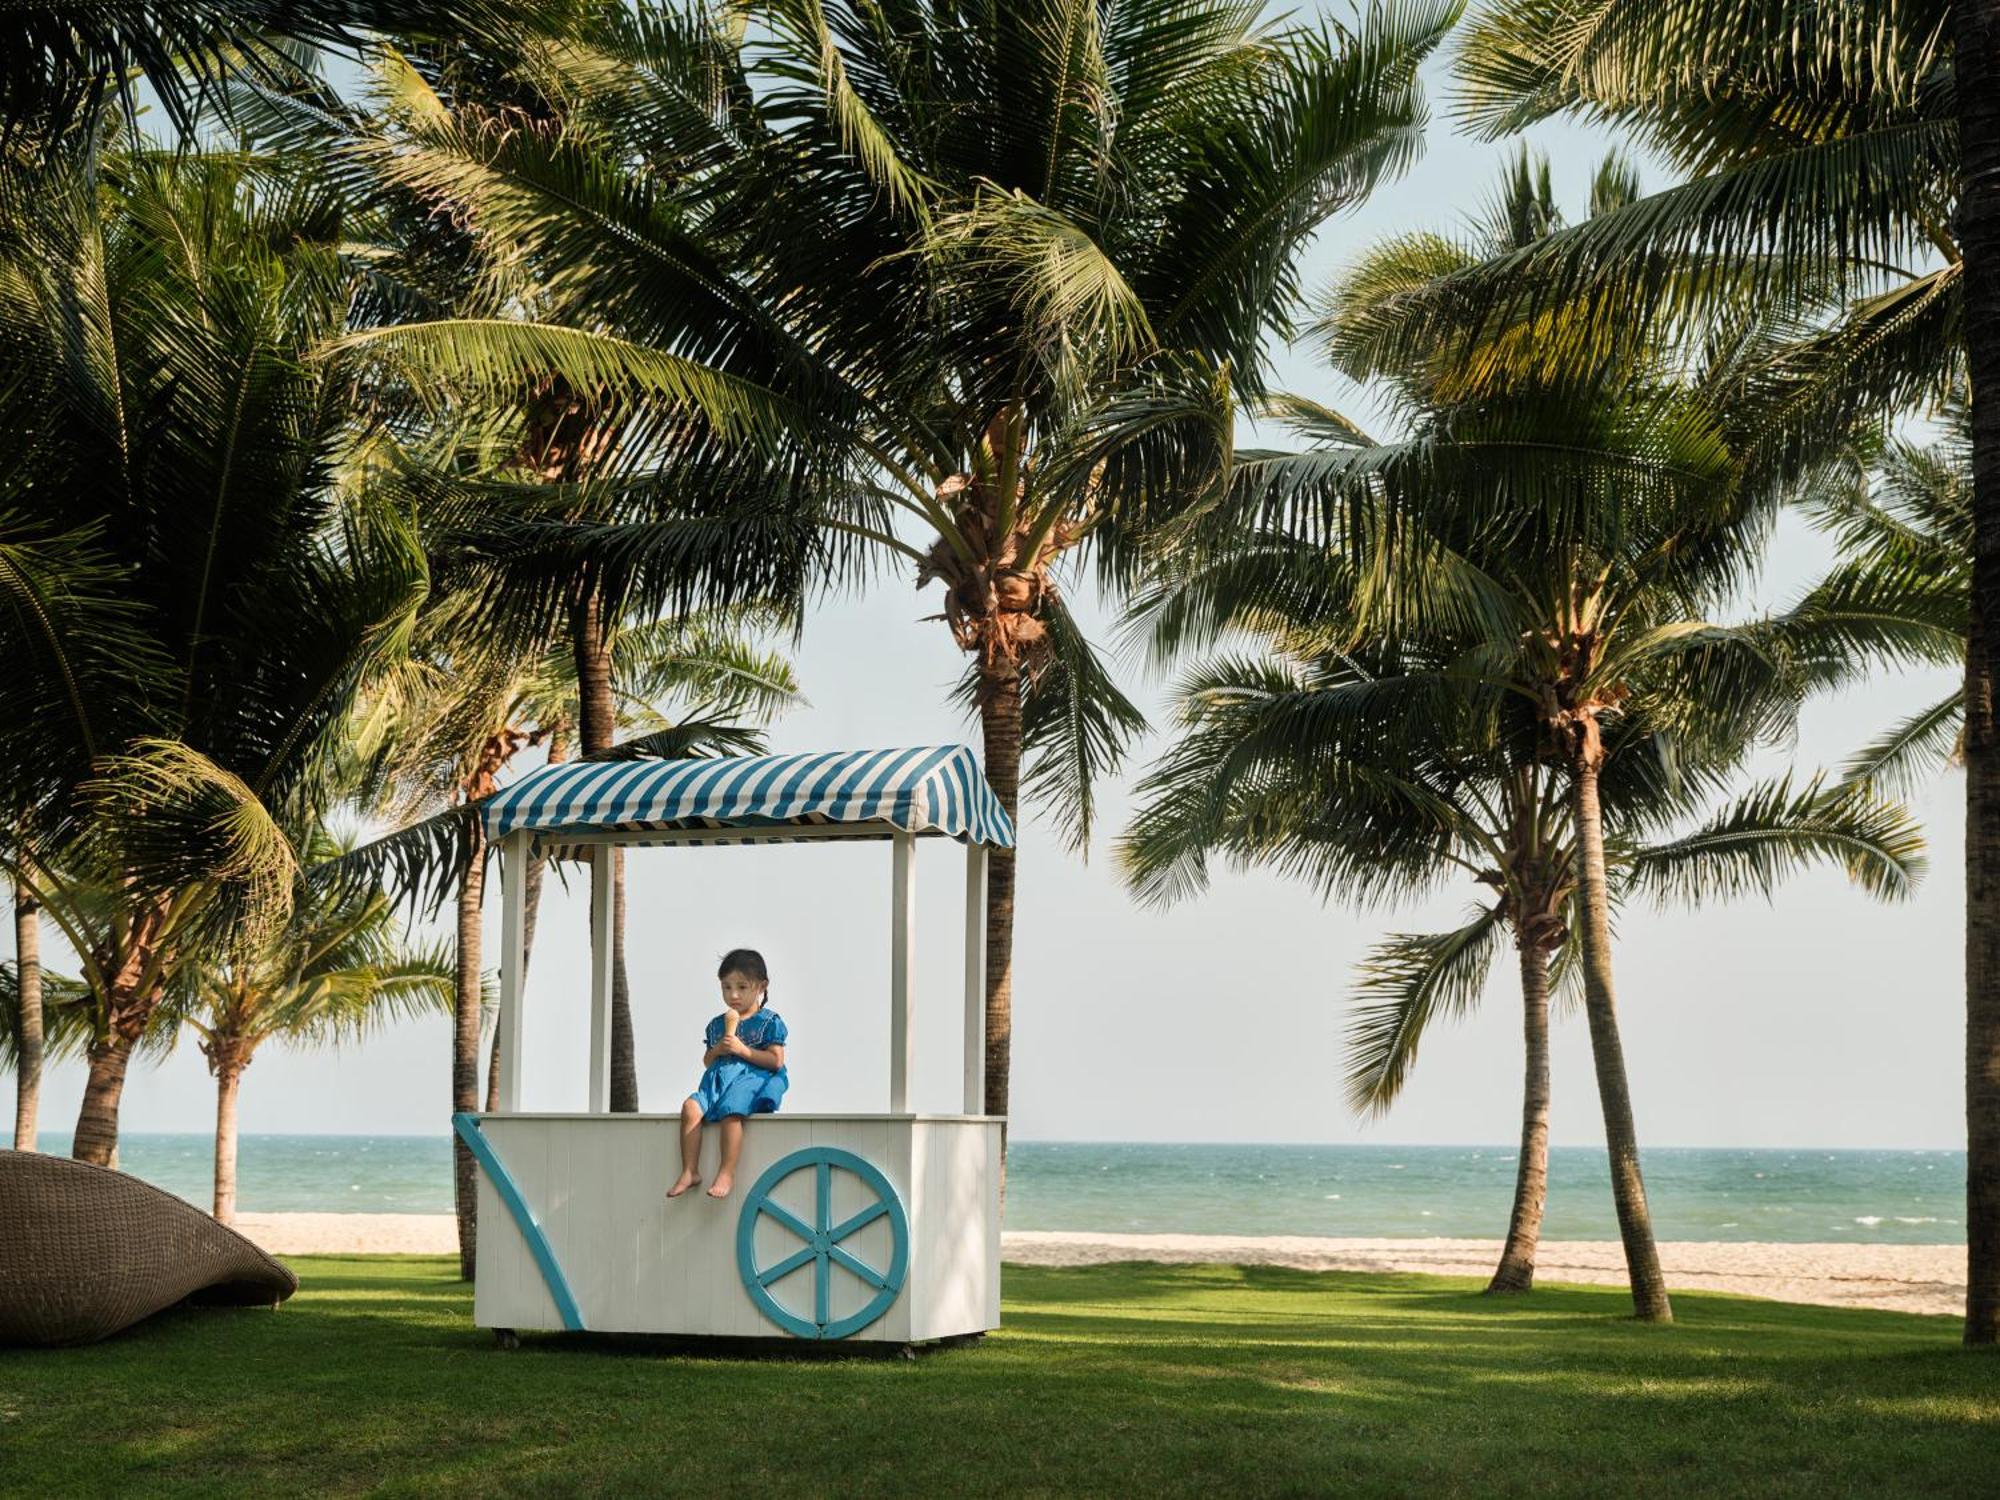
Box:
485 1120 541 1329
475 1117 559 1331
908 1120 1002 1341
468 1114 995 1342
908 1121 936 1337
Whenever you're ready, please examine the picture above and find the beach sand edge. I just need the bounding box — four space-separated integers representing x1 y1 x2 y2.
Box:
231 1215 1965 1318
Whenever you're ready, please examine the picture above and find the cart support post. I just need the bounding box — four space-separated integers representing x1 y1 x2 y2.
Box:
497 830 529 1113
587 845 614 1112
890 830 917 1111
963 842 986 1114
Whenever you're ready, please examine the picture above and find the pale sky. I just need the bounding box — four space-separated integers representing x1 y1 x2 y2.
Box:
16 44 1969 1150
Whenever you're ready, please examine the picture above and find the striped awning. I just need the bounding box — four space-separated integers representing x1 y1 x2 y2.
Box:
479 745 1014 849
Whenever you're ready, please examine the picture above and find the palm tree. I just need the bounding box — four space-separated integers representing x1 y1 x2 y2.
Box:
0 136 428 1165
231 40 833 1119
175 834 454 1225
1122 536 1924 1295
520 612 799 1113
0 1 545 140
346 0 1462 1132
350 598 798 1275
1433 0 2000 1343
1152 133 1921 1316
4 934 91 1150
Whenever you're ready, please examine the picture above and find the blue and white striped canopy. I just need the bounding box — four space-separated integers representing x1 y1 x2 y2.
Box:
480 745 1014 849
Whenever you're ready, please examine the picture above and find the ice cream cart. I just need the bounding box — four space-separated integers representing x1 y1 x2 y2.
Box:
456 745 1010 1346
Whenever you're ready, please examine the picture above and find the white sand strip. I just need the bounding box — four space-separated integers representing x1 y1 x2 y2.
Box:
231 1215 1967 1318
1004 1232 1967 1318
236 1212 462 1256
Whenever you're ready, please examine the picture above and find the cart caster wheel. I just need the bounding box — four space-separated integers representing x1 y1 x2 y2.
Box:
493 1328 520 1351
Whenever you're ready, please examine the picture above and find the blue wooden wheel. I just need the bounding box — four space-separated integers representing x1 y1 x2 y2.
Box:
736 1146 909 1339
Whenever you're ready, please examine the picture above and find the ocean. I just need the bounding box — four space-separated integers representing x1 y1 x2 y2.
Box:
35 1134 1966 1244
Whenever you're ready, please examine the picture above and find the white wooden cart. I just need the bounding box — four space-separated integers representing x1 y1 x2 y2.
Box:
458 746 1010 1346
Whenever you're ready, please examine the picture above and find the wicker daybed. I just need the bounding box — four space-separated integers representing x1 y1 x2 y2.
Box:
0 1150 298 1346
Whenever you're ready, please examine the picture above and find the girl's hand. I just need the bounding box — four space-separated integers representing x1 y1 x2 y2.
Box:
717 1033 751 1060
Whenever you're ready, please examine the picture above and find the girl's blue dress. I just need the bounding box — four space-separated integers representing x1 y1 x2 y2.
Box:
688 1007 789 1121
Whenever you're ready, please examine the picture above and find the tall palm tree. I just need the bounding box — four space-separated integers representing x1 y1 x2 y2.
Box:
175 834 454 1225
1122 535 1924 1295
0 136 429 1165
347 0 1462 1131
0 1 547 141
1431 0 2000 1343
4 936 91 1150
350 598 797 1275
1957 0 2000 1349
238 40 834 1118
1164 132 1912 1316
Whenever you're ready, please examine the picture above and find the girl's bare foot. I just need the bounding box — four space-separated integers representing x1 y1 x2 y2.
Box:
706 1170 735 1199
666 1170 701 1198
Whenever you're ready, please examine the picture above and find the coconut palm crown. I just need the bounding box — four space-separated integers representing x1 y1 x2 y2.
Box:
176 831 456 1225
1124 139 1943 1319
0 138 428 1166
1121 526 1925 1294
327 0 1465 1127
1364 5 1999 1339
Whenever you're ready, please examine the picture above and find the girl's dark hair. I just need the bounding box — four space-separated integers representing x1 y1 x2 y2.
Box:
717 948 769 986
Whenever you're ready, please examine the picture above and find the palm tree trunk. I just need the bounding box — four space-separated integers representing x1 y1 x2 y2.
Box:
572 587 638 1112
12 884 42 1151
1955 0 2000 1348
71 900 170 1166
451 827 486 1281
483 1015 503 1115
1569 756 1671 1323
1488 941 1552 1295
213 1057 245 1226
73 1035 133 1167
976 654 1022 1131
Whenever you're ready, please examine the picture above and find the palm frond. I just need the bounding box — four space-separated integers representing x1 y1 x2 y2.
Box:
1623 775 1927 906
1016 596 1150 853
0 959 94 1069
1344 905 1504 1115
1837 692 1963 797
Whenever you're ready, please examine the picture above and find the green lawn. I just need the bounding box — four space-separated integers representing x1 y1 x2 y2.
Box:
2 1257 1995 1498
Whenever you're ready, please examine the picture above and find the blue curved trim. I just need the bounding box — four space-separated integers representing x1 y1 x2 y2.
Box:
736 1146 908 1340
452 1113 586 1332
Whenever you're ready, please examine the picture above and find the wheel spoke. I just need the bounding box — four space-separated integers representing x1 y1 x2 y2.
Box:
828 1199 889 1241
758 1200 814 1241
827 1244 889 1289
738 1147 909 1342
758 1245 816 1285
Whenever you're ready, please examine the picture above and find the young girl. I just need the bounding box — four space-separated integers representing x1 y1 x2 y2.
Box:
667 949 789 1200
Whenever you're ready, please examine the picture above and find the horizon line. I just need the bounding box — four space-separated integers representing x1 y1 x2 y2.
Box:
30 1132 1969 1154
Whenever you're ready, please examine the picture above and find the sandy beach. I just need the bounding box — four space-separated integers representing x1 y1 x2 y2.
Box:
233 1215 1965 1318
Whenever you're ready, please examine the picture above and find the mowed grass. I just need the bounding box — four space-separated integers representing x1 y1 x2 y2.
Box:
3 1257 1996 1498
